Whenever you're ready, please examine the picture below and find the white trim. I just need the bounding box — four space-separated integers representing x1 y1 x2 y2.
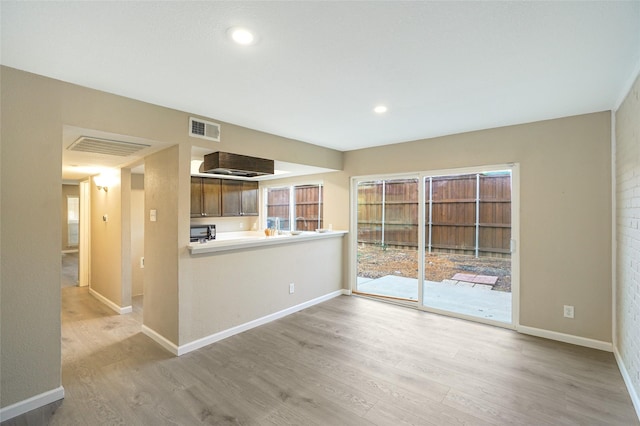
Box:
341 288 352 295
510 164 521 328
176 290 344 356
0 386 64 422
611 110 617 348
517 325 613 352
88 288 132 315
142 325 179 356
78 179 91 287
614 58 640 110
614 348 640 421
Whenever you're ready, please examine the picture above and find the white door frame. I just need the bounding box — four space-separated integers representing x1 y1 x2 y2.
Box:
78 179 91 287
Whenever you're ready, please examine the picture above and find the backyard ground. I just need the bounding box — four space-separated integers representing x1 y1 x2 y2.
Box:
357 244 511 292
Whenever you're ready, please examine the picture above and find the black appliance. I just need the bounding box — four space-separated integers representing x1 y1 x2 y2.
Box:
190 224 216 242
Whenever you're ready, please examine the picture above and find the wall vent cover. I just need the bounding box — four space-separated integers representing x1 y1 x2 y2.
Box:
189 117 220 142
67 137 150 157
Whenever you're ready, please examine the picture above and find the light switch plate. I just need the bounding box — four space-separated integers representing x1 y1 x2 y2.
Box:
150 209 157 222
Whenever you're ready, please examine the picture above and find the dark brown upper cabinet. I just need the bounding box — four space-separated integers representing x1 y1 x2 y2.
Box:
191 177 221 218
222 180 259 216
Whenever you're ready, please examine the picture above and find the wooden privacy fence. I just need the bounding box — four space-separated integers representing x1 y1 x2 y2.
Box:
266 185 323 231
357 174 511 257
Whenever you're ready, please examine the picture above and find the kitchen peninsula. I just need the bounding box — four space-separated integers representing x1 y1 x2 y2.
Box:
169 228 348 355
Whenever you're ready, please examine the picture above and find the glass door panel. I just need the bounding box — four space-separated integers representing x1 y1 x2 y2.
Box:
423 171 512 323
356 178 419 301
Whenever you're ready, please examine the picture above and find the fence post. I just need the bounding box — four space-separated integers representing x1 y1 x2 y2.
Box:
381 180 386 247
475 173 480 258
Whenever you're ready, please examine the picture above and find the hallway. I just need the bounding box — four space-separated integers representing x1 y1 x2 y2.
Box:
61 252 78 288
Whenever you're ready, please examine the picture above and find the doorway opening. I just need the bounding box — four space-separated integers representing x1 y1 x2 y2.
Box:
353 165 517 326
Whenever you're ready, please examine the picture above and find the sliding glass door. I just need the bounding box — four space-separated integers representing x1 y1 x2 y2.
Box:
352 166 516 326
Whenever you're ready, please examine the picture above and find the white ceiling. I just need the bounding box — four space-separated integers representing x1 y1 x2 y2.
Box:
2 1 640 157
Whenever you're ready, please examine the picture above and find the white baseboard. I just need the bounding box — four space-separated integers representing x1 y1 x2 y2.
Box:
517 325 613 352
0 386 64 422
89 288 132 315
614 347 640 421
341 288 352 295
142 325 179 356
176 289 345 356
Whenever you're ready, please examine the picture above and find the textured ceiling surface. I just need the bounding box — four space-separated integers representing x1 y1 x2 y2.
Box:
2 1 639 153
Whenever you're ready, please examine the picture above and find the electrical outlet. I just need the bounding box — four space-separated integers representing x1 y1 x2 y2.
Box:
239 222 244 229
563 305 574 318
140 257 144 268
289 283 295 294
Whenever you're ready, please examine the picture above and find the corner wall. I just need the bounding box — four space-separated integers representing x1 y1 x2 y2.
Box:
89 168 131 311
1 67 62 409
615 71 640 412
143 146 181 345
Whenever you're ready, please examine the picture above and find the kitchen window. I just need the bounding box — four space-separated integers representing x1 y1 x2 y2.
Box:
265 184 323 231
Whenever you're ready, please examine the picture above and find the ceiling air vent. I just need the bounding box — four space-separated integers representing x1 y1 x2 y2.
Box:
67 137 150 156
189 117 220 142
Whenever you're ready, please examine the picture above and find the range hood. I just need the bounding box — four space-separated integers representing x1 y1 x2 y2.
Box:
200 151 274 177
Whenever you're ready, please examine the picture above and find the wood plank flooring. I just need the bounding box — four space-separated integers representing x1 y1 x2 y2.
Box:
4 286 638 425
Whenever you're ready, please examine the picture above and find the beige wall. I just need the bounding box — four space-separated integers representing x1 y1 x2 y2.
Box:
615 72 640 402
144 146 181 344
1 67 62 407
342 112 612 342
0 66 342 410
131 174 145 296
181 236 344 344
61 184 80 250
90 170 126 307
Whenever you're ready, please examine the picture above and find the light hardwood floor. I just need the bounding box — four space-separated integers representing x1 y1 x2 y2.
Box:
4 286 639 425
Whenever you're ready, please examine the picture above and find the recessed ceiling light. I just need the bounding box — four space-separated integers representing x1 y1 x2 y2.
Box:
374 105 388 114
228 27 256 46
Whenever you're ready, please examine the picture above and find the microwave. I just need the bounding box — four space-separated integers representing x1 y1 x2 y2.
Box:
190 224 216 242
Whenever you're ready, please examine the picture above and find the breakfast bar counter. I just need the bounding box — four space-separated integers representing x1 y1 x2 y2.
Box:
188 230 348 255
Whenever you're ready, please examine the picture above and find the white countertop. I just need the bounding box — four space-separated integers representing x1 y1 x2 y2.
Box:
188 230 348 254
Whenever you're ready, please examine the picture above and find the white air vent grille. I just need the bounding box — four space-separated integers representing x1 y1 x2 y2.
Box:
67 137 150 157
189 117 220 142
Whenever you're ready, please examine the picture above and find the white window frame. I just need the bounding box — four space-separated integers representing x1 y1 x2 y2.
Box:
261 181 324 231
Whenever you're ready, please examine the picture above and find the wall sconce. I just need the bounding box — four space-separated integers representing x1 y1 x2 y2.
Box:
93 174 109 192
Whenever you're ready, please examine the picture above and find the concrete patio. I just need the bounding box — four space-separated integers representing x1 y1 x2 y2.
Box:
357 275 512 323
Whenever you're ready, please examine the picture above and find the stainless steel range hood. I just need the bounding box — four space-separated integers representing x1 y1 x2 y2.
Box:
199 152 274 177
